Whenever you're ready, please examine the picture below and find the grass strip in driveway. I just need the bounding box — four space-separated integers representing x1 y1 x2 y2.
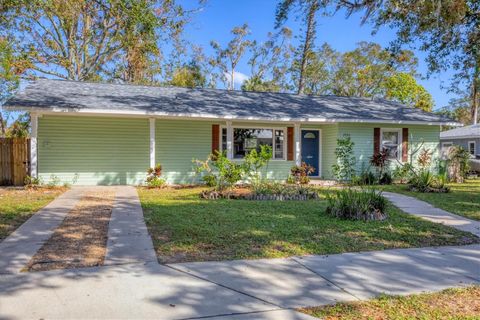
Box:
138 187 478 264
27 190 115 271
381 179 480 221
0 187 66 241
300 286 480 320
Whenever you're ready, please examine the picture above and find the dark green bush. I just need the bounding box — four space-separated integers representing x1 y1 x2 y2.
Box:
326 188 387 221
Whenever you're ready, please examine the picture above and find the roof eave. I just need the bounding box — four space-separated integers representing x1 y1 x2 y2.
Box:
3 105 460 126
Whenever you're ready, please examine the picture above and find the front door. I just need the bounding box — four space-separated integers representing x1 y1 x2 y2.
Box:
301 130 320 176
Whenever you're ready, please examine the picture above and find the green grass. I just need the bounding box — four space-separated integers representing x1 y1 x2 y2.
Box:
0 187 65 241
138 187 478 263
381 179 480 221
300 286 480 320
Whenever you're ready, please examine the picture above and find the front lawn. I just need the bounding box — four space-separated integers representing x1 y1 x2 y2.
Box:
138 187 478 263
0 187 66 241
300 286 480 320
381 179 480 221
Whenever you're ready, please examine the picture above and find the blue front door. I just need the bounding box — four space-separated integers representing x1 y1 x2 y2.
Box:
301 130 319 176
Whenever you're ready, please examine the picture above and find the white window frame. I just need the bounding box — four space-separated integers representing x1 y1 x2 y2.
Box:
380 128 403 161
468 141 476 156
220 125 287 161
441 142 453 159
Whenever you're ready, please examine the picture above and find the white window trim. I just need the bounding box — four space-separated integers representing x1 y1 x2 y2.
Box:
380 128 403 162
468 141 476 156
220 125 287 161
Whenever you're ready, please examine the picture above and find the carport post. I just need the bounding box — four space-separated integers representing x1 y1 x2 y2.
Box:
149 118 155 168
294 123 301 166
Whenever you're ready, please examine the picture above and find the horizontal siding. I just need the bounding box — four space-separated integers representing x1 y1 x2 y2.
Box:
38 115 149 185
337 123 440 174
440 137 479 155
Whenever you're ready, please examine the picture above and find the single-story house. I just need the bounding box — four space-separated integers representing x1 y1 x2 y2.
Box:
440 124 480 172
440 124 480 158
4 79 458 185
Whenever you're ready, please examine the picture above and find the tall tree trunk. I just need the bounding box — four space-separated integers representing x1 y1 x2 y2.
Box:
297 2 318 95
472 62 479 125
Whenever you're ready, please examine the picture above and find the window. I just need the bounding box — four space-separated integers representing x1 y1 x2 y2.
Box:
468 141 476 156
381 129 401 160
441 142 453 159
220 127 286 160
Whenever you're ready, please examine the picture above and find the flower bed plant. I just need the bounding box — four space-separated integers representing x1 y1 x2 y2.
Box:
326 188 387 221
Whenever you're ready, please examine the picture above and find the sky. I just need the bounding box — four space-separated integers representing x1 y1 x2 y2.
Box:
180 0 457 110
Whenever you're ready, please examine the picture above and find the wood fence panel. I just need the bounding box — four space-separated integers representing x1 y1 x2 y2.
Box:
0 138 30 186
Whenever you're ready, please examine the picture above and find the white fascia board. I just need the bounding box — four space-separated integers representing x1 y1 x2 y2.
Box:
5 106 461 126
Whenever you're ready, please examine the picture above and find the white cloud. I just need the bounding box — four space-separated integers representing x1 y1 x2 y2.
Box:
224 71 250 88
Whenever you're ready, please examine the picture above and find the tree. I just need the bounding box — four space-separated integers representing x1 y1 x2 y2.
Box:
332 42 417 98
385 73 434 111
243 27 293 92
340 0 480 124
436 94 473 127
210 24 253 90
0 0 194 83
0 37 30 137
275 0 328 94
169 61 206 88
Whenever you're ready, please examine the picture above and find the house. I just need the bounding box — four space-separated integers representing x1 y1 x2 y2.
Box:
440 124 480 172
4 79 458 185
440 124 480 158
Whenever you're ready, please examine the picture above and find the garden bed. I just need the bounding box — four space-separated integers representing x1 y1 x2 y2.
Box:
200 185 319 201
27 190 115 271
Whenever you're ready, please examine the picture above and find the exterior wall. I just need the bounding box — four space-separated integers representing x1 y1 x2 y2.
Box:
440 137 480 156
337 123 441 174
37 115 442 185
38 115 149 185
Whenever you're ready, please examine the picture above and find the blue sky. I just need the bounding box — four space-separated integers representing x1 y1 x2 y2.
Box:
181 0 456 110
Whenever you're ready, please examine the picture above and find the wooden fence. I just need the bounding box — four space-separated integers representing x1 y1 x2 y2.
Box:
0 138 30 186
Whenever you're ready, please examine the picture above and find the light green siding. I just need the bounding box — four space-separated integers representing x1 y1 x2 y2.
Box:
337 123 441 174
38 115 149 185
156 119 294 183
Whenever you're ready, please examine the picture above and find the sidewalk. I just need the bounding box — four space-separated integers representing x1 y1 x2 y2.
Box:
383 192 480 237
0 244 478 319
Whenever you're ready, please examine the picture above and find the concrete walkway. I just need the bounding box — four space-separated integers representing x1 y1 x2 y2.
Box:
104 186 157 265
0 187 86 274
383 192 480 237
0 244 478 319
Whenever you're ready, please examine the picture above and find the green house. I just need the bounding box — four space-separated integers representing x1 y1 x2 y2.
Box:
4 79 458 185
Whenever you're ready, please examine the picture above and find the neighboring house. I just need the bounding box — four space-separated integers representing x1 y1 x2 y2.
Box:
4 79 458 185
440 125 480 158
440 124 480 172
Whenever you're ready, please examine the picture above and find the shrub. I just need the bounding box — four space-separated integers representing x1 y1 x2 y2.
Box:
146 164 166 188
251 181 318 200
332 135 356 181
24 175 42 188
326 188 387 221
288 162 315 184
193 151 245 191
352 170 377 186
243 145 273 186
370 149 392 185
392 162 414 183
447 146 470 183
408 169 449 193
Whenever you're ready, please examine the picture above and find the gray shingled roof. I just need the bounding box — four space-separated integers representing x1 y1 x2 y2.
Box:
440 124 480 139
4 79 456 124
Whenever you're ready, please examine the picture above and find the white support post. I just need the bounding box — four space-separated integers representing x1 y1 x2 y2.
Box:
30 112 38 178
294 123 301 166
226 121 233 159
149 118 155 168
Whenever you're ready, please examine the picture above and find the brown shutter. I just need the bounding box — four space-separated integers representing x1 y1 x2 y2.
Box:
287 127 294 161
212 124 220 154
402 128 409 162
373 127 381 155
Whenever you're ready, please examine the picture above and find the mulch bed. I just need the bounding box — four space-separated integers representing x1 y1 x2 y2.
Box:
27 190 115 272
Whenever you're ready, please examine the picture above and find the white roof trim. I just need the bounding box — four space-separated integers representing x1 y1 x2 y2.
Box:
4 106 461 126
